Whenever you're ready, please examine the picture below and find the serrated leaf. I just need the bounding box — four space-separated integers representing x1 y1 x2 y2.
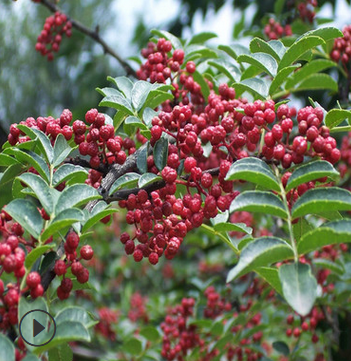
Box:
233 77 269 99
108 76 134 99
230 191 288 218
218 43 250 60
313 258 344 275
0 333 15 361
48 344 73 361
286 160 339 192
17 172 54 214
269 40 287 59
270 64 301 95
294 73 337 92
17 125 54 164
52 164 88 187
136 143 149 174
99 95 134 116
214 222 252 234
188 32 217 45
227 237 294 282
0 163 25 208
25 245 53 270
237 53 278 77
138 173 162 188
279 263 317 316
304 27 343 42
0 153 19 166
96 86 125 98
41 208 85 240
125 116 148 130
225 157 280 191
132 81 153 111
291 187 351 218
142 90 174 111
6 199 43 239
143 108 158 128
293 218 314 242
109 173 141 195
153 137 169 171
5 149 49 182
285 59 336 90
55 306 96 328
325 109 351 129
255 267 283 295
250 38 283 62
278 36 325 71
81 201 118 232
55 184 101 215
297 219 351 255
53 134 73 167
208 60 241 82
192 70 211 99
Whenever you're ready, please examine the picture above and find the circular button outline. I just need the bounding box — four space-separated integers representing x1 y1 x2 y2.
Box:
19 309 56 347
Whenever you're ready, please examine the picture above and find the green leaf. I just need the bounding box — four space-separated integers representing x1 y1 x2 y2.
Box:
286 160 339 192
214 222 252 234
285 59 336 90
241 65 263 81
17 173 54 214
0 163 25 207
96 86 125 98
6 199 43 239
109 173 141 195
138 173 162 188
225 157 280 191
304 27 343 42
313 258 344 275
188 32 217 45
55 306 96 328
270 64 301 95
230 191 288 218
218 43 250 60
0 334 15 361
151 29 182 49
55 184 101 215
48 344 73 361
274 0 285 14
41 208 85 240
108 76 134 99
250 38 283 62
153 137 169 171
237 53 278 77
0 153 19 166
278 36 325 71
139 326 161 342
226 237 294 282
99 95 134 116
5 149 49 182
233 78 269 100
52 164 88 187
142 90 174 111
208 60 241 82
22 354 41 361
293 218 314 242
184 45 218 62
143 108 158 128
125 116 149 130
53 134 72 167
132 81 153 111
279 263 317 316
192 70 211 99
255 267 283 295
297 220 351 255
81 201 118 232
272 341 290 356
291 187 351 218
34 321 90 354
293 73 337 93
123 338 143 355
269 40 287 59
325 109 351 129
17 125 54 164
25 245 53 270
137 143 149 173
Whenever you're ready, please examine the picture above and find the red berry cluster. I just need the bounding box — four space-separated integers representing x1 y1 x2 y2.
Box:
296 0 317 23
264 18 292 40
54 232 93 300
128 292 149 323
203 286 231 319
35 12 72 61
339 132 351 178
95 307 119 341
138 38 206 106
331 26 351 69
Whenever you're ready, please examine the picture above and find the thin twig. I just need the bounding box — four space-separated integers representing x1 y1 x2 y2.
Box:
39 0 137 77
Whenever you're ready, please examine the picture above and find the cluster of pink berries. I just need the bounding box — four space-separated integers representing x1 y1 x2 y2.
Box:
264 18 292 40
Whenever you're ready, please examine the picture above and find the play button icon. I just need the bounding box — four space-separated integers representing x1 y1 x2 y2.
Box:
19 309 56 347
33 319 45 338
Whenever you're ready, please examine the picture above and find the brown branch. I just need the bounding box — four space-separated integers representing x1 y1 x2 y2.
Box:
39 0 137 77
64 156 109 175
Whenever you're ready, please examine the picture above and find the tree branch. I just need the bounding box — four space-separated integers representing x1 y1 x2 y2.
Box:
39 0 137 77
64 156 109 175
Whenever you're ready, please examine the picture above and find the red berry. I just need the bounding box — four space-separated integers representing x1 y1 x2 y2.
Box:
80 245 94 260
66 232 79 250
54 260 66 276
